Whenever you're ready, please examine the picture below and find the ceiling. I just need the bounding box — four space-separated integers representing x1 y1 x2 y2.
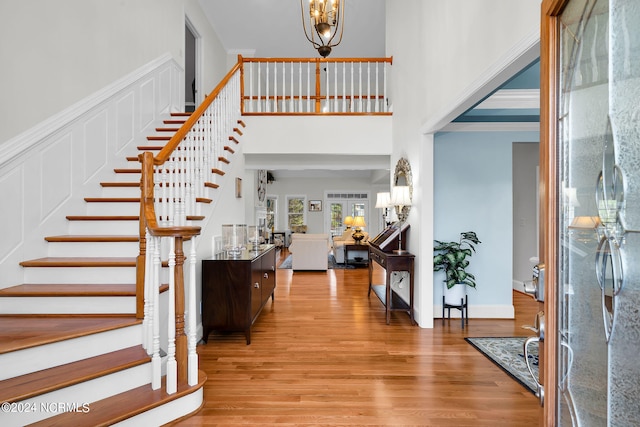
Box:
198 0 387 58
197 1 540 179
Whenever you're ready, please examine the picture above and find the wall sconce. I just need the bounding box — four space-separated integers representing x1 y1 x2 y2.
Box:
391 185 412 254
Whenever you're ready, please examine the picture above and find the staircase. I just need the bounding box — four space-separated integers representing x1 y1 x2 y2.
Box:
0 111 242 426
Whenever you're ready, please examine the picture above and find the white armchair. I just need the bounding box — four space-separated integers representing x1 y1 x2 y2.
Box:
288 233 331 271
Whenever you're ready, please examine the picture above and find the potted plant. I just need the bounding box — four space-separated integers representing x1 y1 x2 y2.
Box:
433 231 481 305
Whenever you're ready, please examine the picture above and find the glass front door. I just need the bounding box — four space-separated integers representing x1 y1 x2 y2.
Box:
555 1 640 425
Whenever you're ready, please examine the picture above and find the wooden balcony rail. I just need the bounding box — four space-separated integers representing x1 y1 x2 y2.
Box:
239 56 393 114
137 61 242 394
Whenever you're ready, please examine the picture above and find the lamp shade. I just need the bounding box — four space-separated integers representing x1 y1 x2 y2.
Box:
352 216 367 228
375 192 391 208
391 186 411 207
569 216 601 229
344 216 354 227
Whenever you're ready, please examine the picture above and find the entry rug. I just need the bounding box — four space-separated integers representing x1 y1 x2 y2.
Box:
465 336 539 394
278 254 355 269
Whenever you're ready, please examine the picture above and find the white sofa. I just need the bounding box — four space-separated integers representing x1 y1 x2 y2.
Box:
288 233 331 271
332 230 369 264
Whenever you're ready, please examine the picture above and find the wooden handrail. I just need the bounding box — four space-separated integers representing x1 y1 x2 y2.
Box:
156 60 243 163
241 56 393 64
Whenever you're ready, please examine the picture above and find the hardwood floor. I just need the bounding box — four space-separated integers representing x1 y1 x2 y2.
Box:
174 249 542 426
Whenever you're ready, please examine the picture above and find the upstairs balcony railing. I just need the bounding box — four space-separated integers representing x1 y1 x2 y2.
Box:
239 56 393 114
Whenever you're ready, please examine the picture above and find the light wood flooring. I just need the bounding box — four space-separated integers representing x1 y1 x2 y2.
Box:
173 249 542 426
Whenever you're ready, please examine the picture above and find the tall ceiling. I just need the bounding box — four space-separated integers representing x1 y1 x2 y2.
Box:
198 0 386 58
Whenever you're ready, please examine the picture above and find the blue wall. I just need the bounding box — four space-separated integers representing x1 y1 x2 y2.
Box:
434 131 539 311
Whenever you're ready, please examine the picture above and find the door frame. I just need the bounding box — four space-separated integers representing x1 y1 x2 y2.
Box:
540 0 566 425
185 17 202 109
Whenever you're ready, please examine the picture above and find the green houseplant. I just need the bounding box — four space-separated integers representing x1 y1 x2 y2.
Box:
433 231 481 290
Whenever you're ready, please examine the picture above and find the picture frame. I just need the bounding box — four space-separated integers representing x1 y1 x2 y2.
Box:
308 200 322 212
235 177 242 198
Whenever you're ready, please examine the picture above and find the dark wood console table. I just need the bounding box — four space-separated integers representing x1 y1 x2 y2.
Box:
201 245 276 344
367 224 415 325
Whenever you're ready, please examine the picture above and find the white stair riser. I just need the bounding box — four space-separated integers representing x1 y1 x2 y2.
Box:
47 241 139 258
113 387 203 427
1 364 152 427
0 296 135 315
0 324 142 381
85 202 140 216
101 186 142 198
23 266 137 284
68 220 139 235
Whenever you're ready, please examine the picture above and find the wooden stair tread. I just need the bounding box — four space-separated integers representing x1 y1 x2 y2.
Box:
0 283 166 297
0 346 149 403
45 235 138 243
19 257 136 268
0 315 141 354
84 197 140 202
147 135 171 141
66 215 138 221
29 370 206 427
100 182 139 188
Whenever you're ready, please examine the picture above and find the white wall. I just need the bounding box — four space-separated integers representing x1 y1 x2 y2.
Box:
0 0 182 143
434 131 538 317
386 0 541 326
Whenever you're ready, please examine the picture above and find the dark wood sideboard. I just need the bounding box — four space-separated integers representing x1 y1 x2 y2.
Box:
202 244 276 344
367 223 415 325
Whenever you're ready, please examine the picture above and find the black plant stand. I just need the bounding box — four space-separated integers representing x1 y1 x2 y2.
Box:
443 295 468 329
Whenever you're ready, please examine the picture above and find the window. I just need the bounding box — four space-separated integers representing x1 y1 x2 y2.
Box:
266 195 278 230
287 195 306 229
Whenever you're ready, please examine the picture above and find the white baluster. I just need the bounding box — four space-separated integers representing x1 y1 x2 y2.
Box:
257 62 262 113
359 62 363 112
342 62 346 112
367 62 371 113
350 62 354 112
325 61 329 112
384 61 388 112
188 236 199 386
375 61 380 113
266 62 270 112
166 238 177 394
143 229 153 353
307 62 311 112
249 61 254 113
298 62 303 112
151 235 162 390
290 61 294 112
334 61 338 112
281 61 285 112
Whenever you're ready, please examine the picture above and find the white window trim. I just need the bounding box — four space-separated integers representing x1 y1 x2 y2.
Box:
266 194 278 230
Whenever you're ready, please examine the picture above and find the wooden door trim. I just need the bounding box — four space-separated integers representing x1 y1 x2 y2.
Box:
540 0 568 425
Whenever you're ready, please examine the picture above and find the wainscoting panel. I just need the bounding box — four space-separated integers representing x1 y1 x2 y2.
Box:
41 133 72 222
0 167 24 262
0 54 183 286
83 110 109 183
140 77 156 131
116 92 135 153
159 67 171 113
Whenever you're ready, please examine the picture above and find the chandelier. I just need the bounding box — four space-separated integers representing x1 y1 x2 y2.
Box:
300 0 345 58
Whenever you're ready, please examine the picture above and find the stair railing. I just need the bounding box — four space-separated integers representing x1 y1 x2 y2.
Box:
137 60 242 394
239 56 393 114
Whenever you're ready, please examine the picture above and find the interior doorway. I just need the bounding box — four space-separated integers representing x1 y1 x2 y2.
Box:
512 142 540 293
185 21 198 112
